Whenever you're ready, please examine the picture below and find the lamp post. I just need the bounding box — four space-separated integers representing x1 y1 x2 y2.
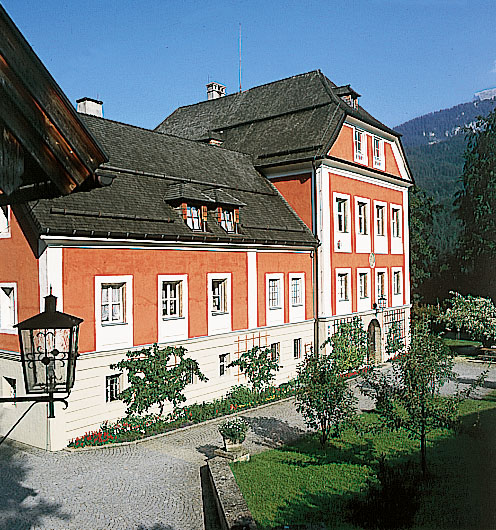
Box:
373 294 387 315
0 294 82 425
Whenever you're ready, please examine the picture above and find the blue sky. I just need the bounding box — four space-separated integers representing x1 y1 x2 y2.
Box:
2 0 496 129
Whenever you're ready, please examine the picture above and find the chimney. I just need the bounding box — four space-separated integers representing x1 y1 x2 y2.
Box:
76 97 103 117
206 82 226 101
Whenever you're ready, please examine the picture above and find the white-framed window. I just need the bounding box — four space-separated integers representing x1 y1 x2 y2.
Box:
391 267 403 307
95 275 133 351
357 201 368 235
390 204 403 254
375 268 388 310
101 283 125 324
338 273 349 301
356 268 371 312
0 283 17 333
376 205 385 236
359 273 368 299
162 281 183 318
354 128 367 163
334 193 351 253
289 273 305 323
185 205 204 231
294 338 301 359
208 273 232 335
373 136 385 170
219 353 230 377
270 342 280 361
377 272 386 297
0 206 10 238
291 277 302 306
335 268 352 315
355 197 371 254
106 374 121 402
374 201 388 254
266 273 284 326
219 208 238 233
393 271 401 295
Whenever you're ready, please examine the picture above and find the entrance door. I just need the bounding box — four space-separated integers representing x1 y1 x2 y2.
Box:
367 319 382 364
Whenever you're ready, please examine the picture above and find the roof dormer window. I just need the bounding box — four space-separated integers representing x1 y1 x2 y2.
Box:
182 203 207 231
217 207 239 233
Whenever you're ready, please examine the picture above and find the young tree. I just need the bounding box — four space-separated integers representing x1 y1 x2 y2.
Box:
385 321 405 359
321 317 368 370
112 344 207 415
362 319 482 477
228 345 280 393
439 291 496 347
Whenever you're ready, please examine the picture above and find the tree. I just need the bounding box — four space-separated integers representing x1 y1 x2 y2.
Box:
112 344 207 415
455 108 496 299
228 346 280 393
296 319 365 446
439 291 496 346
385 321 405 359
321 317 368 371
362 319 481 477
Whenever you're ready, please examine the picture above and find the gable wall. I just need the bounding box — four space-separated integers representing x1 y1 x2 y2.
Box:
271 173 313 230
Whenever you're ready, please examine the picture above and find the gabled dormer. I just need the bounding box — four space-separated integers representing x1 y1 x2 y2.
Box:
334 85 361 110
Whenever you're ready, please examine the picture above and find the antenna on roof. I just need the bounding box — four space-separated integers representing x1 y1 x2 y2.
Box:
238 23 242 92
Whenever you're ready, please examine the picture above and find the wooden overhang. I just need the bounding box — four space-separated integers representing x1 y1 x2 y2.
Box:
0 5 108 206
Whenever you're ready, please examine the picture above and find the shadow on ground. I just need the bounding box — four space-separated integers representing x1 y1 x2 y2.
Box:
245 416 306 449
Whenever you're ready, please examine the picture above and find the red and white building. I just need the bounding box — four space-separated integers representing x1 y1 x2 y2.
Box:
0 21 412 450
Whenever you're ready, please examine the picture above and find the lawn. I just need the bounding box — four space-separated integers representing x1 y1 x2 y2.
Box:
231 392 496 529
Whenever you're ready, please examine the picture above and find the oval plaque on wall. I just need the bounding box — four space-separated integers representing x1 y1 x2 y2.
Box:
369 252 376 268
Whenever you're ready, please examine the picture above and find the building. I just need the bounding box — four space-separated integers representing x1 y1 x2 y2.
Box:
0 68 412 450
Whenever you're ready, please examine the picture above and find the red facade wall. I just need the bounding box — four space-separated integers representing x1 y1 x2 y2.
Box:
272 174 313 230
0 210 39 353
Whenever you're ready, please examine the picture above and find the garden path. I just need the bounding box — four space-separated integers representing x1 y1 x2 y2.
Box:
0 358 493 530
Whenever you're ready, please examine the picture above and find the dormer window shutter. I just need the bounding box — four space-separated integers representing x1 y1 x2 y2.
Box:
201 205 208 221
234 209 239 224
217 207 223 222
181 203 188 220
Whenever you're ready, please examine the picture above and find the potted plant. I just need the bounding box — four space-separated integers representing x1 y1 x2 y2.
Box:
218 417 249 452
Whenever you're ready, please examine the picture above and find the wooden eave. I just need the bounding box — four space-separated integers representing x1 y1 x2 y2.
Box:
0 6 107 203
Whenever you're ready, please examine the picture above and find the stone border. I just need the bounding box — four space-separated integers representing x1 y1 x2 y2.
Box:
207 456 257 530
65 395 295 452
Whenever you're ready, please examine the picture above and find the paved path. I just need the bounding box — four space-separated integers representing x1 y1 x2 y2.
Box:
0 359 493 530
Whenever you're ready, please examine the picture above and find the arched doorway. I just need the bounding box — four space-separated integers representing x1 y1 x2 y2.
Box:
367 319 382 364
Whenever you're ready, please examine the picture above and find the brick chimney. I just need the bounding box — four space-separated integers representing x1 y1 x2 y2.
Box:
206 82 226 101
76 97 103 117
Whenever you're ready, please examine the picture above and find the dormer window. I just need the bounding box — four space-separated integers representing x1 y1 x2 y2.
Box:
217 207 239 233
181 203 207 231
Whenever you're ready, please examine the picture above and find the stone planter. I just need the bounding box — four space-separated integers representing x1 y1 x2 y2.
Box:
223 437 244 453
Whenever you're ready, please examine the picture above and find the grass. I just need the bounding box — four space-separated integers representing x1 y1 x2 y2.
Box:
231 391 496 529
442 338 482 348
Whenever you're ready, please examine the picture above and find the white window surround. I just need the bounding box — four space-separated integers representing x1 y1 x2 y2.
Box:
373 200 388 255
390 204 403 254
391 267 403 307
95 275 133 352
335 268 352 316
0 207 10 238
353 128 368 165
158 275 188 343
219 353 230 377
289 273 305 323
0 283 17 334
354 196 371 254
373 136 385 170
186 205 203 231
208 273 232 335
333 192 351 253
375 268 388 309
266 273 284 326
356 269 371 313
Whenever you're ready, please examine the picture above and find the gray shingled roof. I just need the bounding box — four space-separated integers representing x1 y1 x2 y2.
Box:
27 115 317 247
155 70 400 167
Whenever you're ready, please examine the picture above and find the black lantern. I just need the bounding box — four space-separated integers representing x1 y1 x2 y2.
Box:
373 294 387 315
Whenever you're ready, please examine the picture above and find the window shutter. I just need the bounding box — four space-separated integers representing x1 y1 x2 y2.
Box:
181 203 188 220
201 205 208 221
217 207 222 222
178 281 183 318
234 209 239 224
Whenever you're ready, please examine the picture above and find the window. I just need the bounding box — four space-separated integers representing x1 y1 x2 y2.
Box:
294 338 301 359
106 374 121 402
219 208 238 233
268 278 281 309
373 137 384 169
185 205 204 231
291 277 302 306
212 279 227 313
393 271 402 295
376 205 385 236
377 272 385 297
101 284 125 324
219 353 230 376
354 129 365 162
162 281 183 318
338 273 349 301
270 342 280 361
357 201 368 235
359 273 368 299
336 198 348 233
0 285 16 331
0 206 10 237
392 208 401 238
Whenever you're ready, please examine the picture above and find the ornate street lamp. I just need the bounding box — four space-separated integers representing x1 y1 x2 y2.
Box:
373 294 387 315
0 293 83 426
